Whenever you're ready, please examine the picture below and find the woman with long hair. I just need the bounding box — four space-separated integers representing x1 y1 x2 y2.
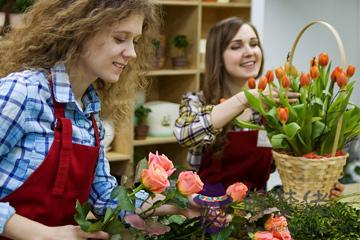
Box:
0 0 161 239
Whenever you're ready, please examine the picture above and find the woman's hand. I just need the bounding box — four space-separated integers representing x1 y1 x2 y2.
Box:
46 225 110 240
329 182 345 199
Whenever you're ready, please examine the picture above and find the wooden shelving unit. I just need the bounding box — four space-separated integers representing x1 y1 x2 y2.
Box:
109 0 252 182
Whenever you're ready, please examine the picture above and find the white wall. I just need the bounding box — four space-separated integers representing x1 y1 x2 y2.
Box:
251 0 360 189
252 0 360 104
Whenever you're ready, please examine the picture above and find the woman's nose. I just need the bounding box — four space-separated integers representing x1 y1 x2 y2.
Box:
122 42 137 59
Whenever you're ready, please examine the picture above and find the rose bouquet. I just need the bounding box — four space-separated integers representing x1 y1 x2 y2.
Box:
74 151 204 239
236 21 360 201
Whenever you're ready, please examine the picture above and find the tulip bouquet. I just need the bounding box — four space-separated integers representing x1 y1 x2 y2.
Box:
237 53 359 157
74 151 204 239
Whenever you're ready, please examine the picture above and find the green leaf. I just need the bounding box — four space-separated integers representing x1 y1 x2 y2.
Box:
271 134 287 149
167 215 187 225
134 157 148 183
234 118 263 130
211 225 233 240
87 220 104 232
311 121 326 140
74 200 92 231
244 89 266 115
284 122 301 139
103 208 113 224
117 186 135 212
104 217 126 235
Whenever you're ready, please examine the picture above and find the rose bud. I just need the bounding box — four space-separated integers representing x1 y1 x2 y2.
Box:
281 75 290 88
336 72 348 88
331 66 342 81
141 163 170 194
346 65 356 77
248 77 256 89
266 70 274 83
148 151 176 176
277 107 289 124
275 67 285 80
310 65 320 80
177 171 204 196
226 182 248 202
318 52 329 67
265 215 288 232
300 72 311 87
258 76 267 91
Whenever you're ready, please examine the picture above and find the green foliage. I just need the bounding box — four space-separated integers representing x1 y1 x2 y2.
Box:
238 61 360 156
171 35 189 49
135 105 151 125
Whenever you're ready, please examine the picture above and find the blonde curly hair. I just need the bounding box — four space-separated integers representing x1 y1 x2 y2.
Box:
0 0 161 122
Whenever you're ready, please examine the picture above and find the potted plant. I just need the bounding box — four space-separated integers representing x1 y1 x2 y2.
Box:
134 105 152 140
170 34 189 69
151 35 166 69
237 21 360 202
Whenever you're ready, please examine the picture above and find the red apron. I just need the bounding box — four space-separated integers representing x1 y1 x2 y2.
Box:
198 130 272 190
0 76 100 238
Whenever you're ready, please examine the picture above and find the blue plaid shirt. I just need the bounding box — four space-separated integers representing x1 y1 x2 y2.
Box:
0 64 135 233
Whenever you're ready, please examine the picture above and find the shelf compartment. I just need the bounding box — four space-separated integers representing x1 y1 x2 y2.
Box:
134 136 177 146
159 0 199 6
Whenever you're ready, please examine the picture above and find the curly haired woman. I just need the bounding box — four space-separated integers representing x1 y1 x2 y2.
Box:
0 0 163 239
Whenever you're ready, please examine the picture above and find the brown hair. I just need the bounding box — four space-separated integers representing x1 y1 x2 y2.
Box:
203 17 264 157
0 0 161 121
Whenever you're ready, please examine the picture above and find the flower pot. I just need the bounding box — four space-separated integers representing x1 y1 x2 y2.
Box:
152 35 166 69
134 124 149 140
272 150 348 202
171 56 188 69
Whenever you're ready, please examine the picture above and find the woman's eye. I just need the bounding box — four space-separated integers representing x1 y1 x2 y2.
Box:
114 37 125 43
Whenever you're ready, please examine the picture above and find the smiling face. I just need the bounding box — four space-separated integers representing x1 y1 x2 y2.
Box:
223 24 263 82
78 13 144 83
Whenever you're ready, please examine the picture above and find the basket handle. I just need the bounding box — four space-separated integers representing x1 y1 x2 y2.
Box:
288 21 347 157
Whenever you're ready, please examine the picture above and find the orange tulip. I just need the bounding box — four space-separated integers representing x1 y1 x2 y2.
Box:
277 107 289 124
275 67 285 80
336 72 348 88
258 76 267 91
300 72 311 87
310 65 320 80
265 70 274 83
248 78 256 89
346 65 356 77
331 66 342 81
318 52 329 67
226 182 248 202
177 171 204 196
285 62 298 77
281 75 290 89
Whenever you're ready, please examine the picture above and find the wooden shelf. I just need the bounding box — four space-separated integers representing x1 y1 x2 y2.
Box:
106 152 131 162
159 1 199 6
146 69 199 76
201 2 251 8
134 136 178 146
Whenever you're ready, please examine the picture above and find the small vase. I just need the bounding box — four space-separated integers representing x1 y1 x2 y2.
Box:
171 56 188 69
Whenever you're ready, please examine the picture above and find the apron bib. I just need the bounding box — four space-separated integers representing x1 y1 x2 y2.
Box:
198 130 272 190
1 75 100 239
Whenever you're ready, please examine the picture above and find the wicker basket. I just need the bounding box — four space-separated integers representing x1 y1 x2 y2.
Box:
274 21 349 202
273 151 347 202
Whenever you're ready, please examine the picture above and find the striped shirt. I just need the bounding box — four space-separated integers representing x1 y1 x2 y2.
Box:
174 91 262 170
0 63 134 233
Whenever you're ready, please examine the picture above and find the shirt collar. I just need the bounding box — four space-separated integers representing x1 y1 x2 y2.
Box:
50 63 101 114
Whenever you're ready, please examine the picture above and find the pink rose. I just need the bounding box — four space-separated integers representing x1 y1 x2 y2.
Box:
272 230 292 240
141 163 170 193
252 231 273 240
226 182 248 202
148 151 176 176
177 171 204 196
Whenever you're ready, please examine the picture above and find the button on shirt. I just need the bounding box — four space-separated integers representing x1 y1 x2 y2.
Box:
0 64 118 233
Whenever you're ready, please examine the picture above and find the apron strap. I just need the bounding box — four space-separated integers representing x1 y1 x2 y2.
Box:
91 115 100 147
52 117 73 195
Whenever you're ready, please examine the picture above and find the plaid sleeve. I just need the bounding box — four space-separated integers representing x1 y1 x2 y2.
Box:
174 92 221 148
